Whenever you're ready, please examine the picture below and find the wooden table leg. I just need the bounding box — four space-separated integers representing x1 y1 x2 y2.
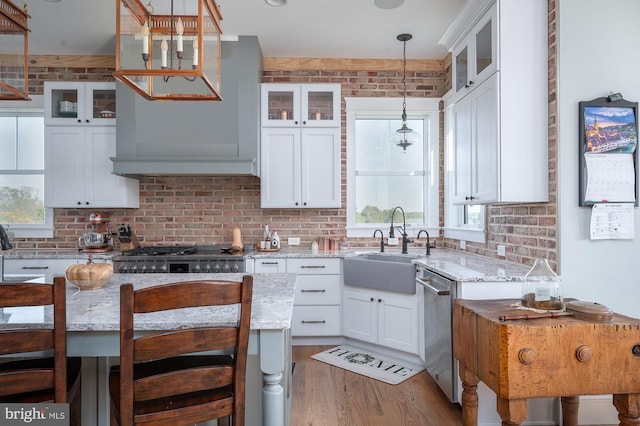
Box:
561 396 579 426
613 393 640 426
459 362 480 426
496 397 527 426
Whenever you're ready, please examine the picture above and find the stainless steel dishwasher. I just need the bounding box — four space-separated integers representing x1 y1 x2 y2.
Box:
417 267 458 403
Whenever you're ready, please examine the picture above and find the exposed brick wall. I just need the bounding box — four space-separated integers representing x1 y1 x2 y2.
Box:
15 0 558 267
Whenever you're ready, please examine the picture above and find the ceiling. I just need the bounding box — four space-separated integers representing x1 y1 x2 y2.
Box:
25 0 467 60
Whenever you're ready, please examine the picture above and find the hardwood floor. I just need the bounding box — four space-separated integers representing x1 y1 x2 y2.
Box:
290 345 462 426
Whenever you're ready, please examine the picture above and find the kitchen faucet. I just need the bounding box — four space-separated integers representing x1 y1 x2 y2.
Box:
373 229 385 252
389 206 412 254
417 229 432 256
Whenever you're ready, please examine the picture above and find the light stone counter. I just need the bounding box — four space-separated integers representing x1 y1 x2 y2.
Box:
250 247 531 282
1 248 112 261
66 272 295 331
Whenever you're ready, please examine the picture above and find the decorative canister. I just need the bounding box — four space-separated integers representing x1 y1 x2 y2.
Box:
521 258 564 310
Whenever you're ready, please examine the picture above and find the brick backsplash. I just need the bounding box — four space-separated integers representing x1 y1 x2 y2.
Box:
15 1 557 268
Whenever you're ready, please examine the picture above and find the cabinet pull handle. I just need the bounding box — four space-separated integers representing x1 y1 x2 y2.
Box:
22 266 49 270
261 262 280 265
301 320 326 324
465 195 475 201
301 289 326 293
300 265 325 269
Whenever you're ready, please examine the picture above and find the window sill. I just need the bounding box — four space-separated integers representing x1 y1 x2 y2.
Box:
443 227 486 244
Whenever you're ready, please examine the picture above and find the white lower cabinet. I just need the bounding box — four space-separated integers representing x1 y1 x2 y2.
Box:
253 258 286 273
288 258 341 337
343 285 419 355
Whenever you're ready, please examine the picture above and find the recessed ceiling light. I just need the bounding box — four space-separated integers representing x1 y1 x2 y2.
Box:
374 0 404 9
265 0 286 6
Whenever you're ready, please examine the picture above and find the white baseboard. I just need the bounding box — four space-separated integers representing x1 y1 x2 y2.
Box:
575 395 618 425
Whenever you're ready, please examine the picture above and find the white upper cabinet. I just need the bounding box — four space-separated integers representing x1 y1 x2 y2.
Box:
261 83 341 127
44 82 116 126
260 83 342 208
444 0 549 204
452 4 497 101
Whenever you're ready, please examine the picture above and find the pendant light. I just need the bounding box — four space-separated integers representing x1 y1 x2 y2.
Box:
392 33 419 152
0 0 30 101
115 0 223 101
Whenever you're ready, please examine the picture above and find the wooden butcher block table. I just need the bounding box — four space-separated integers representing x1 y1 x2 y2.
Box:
453 299 640 426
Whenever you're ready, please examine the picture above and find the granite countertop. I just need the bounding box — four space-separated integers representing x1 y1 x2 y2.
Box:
250 247 531 282
1 248 113 260
1 273 296 332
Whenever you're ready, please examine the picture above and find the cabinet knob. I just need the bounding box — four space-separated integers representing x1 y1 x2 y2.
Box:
294 121 299 125
302 121 307 125
85 119 90 123
378 298 382 303
303 202 307 206
77 119 82 123
370 297 374 302
77 201 81 205
295 202 299 206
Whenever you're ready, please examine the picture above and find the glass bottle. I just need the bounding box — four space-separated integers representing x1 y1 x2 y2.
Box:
521 258 564 311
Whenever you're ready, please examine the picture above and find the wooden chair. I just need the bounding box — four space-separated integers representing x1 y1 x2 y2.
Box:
0 276 82 425
109 276 253 426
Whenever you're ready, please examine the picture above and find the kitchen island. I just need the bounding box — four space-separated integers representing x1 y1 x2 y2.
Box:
3 272 295 426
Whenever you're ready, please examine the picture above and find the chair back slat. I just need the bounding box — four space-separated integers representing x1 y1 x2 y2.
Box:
134 328 237 362
0 276 70 404
0 283 53 307
0 370 55 396
134 365 234 401
114 276 253 426
0 330 54 355
133 281 243 313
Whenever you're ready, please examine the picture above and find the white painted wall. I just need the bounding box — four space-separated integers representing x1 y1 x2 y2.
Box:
558 0 640 318
558 1 640 423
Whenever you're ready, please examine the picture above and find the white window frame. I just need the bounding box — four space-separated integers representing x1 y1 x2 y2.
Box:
0 95 54 238
345 97 440 238
441 94 486 244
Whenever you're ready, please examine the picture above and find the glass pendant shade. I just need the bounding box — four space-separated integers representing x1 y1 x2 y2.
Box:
0 0 30 101
392 122 420 151
115 0 222 101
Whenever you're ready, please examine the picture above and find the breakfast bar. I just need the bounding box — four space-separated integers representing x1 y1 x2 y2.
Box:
3 273 296 426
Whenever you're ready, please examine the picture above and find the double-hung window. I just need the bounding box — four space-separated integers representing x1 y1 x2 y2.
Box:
345 97 440 238
0 95 53 238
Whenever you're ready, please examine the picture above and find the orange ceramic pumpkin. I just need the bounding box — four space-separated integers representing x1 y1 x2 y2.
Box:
66 256 113 290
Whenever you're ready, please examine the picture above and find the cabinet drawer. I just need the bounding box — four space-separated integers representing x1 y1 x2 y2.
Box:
295 275 341 305
3 258 76 275
254 258 286 273
291 305 341 336
287 258 340 274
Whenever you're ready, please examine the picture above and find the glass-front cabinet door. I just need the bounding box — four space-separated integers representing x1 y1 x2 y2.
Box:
301 85 341 127
261 84 301 127
44 82 116 126
261 83 341 127
454 46 469 93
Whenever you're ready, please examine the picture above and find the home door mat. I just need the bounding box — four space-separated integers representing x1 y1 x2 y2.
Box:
311 345 424 385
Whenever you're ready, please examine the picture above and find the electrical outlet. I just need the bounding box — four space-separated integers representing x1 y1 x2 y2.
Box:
460 240 466 250
287 237 300 246
497 245 506 257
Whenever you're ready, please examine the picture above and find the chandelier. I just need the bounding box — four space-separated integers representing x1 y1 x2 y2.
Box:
115 0 223 101
0 0 30 101
392 33 419 152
